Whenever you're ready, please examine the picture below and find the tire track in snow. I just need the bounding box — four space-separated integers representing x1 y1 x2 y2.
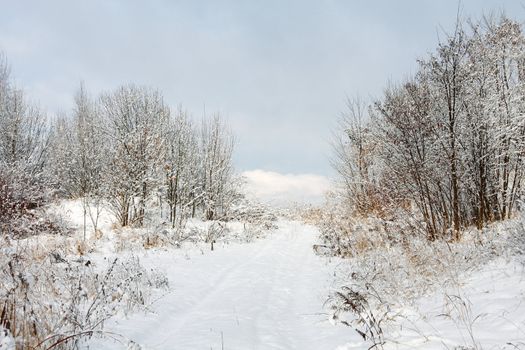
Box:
93 221 353 350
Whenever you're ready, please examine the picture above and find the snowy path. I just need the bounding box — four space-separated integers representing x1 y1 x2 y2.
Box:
94 221 353 350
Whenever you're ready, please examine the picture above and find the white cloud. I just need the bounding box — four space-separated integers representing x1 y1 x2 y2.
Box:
242 169 331 206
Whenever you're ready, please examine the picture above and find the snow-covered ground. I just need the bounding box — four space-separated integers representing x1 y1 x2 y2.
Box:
407 258 525 349
88 221 354 349
336 257 525 349
40 201 525 349
80 218 525 349
65 213 525 350
3 201 524 349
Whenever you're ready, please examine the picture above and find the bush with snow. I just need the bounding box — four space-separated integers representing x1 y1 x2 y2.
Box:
0 236 168 349
318 201 525 348
0 167 66 238
0 326 14 350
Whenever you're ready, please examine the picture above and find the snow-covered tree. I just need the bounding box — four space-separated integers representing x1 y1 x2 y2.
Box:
332 97 385 216
199 114 236 221
332 15 525 239
164 106 199 227
0 53 52 236
48 83 108 237
100 85 170 227
0 53 48 175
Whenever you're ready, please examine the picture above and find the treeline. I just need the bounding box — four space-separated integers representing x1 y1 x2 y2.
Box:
0 54 238 235
334 15 525 240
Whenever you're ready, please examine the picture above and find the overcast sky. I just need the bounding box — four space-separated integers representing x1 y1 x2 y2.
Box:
1 0 523 202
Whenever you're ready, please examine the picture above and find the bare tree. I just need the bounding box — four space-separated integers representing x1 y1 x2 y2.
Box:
332 96 385 216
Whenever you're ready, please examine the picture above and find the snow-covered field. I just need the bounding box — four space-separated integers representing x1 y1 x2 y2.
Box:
81 218 525 350
88 221 353 349
394 259 525 349
336 257 525 349
3 200 524 349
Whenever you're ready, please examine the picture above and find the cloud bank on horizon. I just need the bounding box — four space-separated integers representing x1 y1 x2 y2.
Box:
242 169 331 205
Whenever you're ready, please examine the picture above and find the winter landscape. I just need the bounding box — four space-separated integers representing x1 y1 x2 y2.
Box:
1 1 525 349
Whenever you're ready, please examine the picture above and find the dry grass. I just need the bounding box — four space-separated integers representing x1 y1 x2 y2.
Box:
0 235 168 349
316 201 525 348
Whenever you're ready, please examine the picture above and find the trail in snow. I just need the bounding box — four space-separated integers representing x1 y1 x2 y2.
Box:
92 221 354 350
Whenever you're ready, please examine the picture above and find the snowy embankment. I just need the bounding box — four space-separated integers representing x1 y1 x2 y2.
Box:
88 221 352 349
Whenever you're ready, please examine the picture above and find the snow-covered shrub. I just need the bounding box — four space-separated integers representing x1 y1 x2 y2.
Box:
0 326 14 350
204 221 224 243
315 199 416 258
328 287 393 349
323 214 523 348
317 182 525 347
223 199 278 230
215 199 277 242
135 199 278 249
294 205 324 225
0 168 63 238
0 238 168 349
142 229 175 249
